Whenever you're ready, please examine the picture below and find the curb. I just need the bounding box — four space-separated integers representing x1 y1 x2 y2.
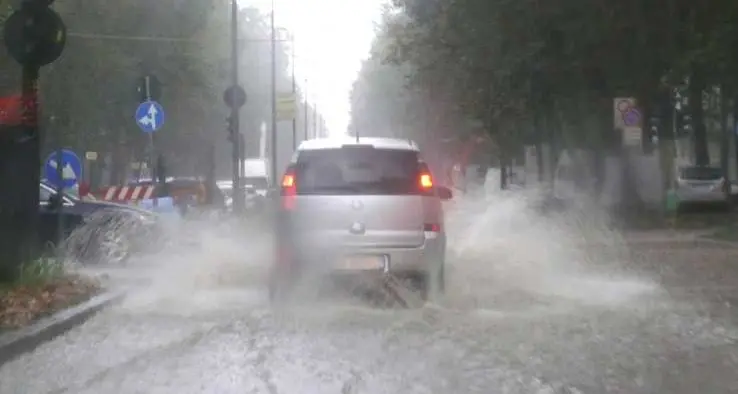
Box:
696 236 738 248
628 239 738 249
0 289 126 366
569 239 738 250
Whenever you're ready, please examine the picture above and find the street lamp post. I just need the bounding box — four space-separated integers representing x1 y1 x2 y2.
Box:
304 78 309 141
313 103 318 138
291 37 296 150
270 0 278 187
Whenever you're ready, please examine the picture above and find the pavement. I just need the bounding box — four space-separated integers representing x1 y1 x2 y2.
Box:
2 201 738 393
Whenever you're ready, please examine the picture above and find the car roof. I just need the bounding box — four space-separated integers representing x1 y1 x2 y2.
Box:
298 136 420 152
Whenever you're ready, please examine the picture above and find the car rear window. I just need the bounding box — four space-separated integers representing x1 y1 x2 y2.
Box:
295 147 422 195
680 166 723 181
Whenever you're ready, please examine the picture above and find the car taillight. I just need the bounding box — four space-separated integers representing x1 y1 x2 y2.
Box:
424 223 441 232
281 168 297 210
424 222 441 239
419 172 433 189
282 171 296 194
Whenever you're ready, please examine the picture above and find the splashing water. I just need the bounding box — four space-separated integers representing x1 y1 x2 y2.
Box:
444 188 661 311
64 186 662 317
12 191 738 394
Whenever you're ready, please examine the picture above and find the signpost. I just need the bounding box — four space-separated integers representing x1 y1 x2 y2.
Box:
135 75 165 206
277 94 296 121
224 0 246 214
47 148 79 247
224 83 247 213
614 97 642 147
135 101 165 134
44 149 81 189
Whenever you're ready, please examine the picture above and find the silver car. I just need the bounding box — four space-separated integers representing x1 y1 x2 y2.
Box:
675 165 736 206
270 137 453 301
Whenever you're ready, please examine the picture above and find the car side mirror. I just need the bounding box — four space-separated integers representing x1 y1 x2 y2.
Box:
437 186 453 201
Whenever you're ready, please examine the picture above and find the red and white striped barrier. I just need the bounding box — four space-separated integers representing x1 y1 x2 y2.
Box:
100 185 155 202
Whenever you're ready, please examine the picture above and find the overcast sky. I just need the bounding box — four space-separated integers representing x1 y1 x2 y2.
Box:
246 0 383 136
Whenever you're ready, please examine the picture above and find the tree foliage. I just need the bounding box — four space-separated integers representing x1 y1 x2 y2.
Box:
349 9 471 154
352 0 738 165
2 0 307 181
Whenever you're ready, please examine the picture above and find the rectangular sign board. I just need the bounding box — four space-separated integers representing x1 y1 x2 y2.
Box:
277 94 296 121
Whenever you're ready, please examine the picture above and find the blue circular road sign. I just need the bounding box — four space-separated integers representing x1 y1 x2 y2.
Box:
44 149 82 189
135 100 165 133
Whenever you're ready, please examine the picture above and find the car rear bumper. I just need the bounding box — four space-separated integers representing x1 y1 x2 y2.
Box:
274 236 445 277
676 190 727 203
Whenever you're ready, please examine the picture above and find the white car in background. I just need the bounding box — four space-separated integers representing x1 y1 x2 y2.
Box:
674 165 738 206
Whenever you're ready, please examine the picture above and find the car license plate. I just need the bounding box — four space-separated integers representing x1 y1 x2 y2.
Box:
336 255 385 271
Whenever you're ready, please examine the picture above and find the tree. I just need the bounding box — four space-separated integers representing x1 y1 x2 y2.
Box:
0 0 300 282
34 1 297 181
354 0 738 193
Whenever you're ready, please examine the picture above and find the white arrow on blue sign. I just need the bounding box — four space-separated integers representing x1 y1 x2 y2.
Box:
135 100 165 133
44 149 82 189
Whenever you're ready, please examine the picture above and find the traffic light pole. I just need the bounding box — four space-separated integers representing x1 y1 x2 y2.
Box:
1 0 66 281
229 0 244 213
7 63 43 278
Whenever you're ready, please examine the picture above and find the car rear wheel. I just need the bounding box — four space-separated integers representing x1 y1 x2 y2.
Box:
415 260 445 302
268 265 300 303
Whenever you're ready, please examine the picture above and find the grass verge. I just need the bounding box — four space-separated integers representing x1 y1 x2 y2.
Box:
0 259 101 332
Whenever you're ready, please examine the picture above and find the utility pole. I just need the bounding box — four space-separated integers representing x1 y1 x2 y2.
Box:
304 79 309 141
270 0 278 186
291 36 296 150
313 103 318 139
224 0 247 213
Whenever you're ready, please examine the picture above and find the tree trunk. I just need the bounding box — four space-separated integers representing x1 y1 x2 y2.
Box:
720 86 730 197
500 155 508 190
734 95 738 184
533 113 545 183
689 67 709 165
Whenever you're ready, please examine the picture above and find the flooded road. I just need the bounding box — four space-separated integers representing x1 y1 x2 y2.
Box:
2 196 738 393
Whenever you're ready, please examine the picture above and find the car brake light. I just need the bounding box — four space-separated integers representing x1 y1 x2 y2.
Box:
282 172 295 191
281 168 297 209
424 223 441 232
419 173 433 189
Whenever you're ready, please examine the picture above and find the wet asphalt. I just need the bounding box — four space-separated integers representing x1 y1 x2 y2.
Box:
1 201 738 394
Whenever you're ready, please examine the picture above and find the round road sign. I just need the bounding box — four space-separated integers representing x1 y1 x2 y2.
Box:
223 85 247 108
3 7 66 67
